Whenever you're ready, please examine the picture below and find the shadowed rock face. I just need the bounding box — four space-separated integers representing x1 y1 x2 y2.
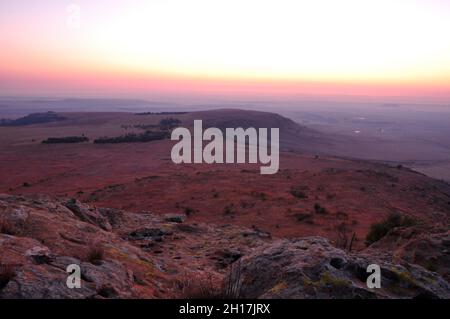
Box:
227 237 450 299
0 194 449 299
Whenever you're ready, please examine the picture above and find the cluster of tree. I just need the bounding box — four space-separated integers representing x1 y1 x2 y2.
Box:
132 118 182 131
134 111 187 115
133 123 159 130
93 130 169 144
159 117 182 130
0 112 66 126
42 136 89 144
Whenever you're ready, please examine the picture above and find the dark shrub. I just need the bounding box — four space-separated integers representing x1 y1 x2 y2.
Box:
290 186 308 199
223 204 236 215
184 207 195 216
86 245 104 265
314 203 328 214
365 213 417 246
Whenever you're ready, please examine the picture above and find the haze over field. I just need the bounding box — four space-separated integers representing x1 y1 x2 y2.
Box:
0 1 449 300
1 97 450 181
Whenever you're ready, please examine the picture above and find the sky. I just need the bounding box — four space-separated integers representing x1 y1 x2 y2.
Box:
1 0 449 102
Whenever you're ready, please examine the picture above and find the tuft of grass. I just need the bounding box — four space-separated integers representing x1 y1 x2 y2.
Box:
86 245 105 265
365 213 417 246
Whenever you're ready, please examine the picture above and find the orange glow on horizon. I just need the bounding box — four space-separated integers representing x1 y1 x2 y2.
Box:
1 0 449 102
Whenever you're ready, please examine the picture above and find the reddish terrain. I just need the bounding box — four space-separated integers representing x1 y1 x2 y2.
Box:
0 110 449 298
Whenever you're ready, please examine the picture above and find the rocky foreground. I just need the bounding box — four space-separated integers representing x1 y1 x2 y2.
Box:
0 194 449 299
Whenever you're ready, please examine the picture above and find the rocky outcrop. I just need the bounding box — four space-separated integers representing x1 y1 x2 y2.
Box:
0 235 136 298
0 194 163 298
0 194 268 298
1 194 449 299
64 198 112 231
229 237 450 299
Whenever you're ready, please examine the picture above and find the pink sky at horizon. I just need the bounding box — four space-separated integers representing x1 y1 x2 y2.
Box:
1 0 449 103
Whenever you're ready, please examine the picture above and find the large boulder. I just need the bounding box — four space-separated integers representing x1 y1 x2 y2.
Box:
368 227 450 281
227 237 450 299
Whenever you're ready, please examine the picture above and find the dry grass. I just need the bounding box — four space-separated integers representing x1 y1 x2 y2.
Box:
335 222 350 250
176 260 244 299
175 271 223 299
365 213 417 246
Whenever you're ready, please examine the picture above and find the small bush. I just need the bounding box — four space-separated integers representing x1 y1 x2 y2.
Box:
223 204 236 215
0 264 16 289
86 245 104 265
314 203 328 214
365 213 417 246
294 213 314 224
184 207 195 216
